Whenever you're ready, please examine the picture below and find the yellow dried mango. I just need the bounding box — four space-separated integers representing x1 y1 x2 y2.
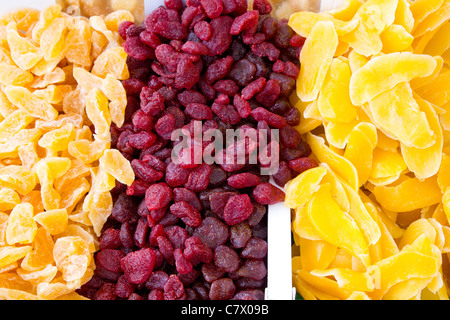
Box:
373 176 442 212
350 52 437 106
20 227 54 272
92 46 129 80
307 183 370 265
368 82 435 149
380 24 414 53
298 238 337 272
318 58 357 123
285 165 327 209
6 22 42 70
34 209 68 236
6 203 37 245
99 149 135 187
38 123 76 153
297 21 339 102
0 62 33 86
0 188 20 211
85 88 112 142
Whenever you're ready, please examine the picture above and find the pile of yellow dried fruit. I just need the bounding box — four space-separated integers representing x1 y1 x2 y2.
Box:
0 5 135 300
287 0 450 299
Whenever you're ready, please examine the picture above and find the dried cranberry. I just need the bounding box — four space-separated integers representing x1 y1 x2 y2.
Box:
145 182 173 210
201 0 223 18
194 20 212 41
230 10 259 35
227 173 261 189
121 248 156 284
223 194 254 226
253 0 272 15
202 16 233 56
252 182 285 205
209 278 236 300
289 157 319 174
185 103 213 120
174 248 194 274
214 245 240 272
123 37 155 61
164 275 186 300
96 249 124 273
193 217 228 249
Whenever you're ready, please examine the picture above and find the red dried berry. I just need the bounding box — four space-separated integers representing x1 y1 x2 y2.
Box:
194 20 212 41
145 182 173 211
121 248 156 284
230 10 259 35
170 201 202 227
252 182 285 205
289 157 319 174
223 194 254 226
227 173 261 189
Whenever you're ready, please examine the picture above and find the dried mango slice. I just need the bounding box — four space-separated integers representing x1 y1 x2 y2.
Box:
344 123 377 186
87 192 113 237
288 11 358 38
68 139 108 164
6 22 42 70
394 0 414 33
415 70 450 107
0 246 32 268
40 17 67 62
0 128 42 160
5 203 36 245
350 52 437 106
285 165 327 209
34 209 68 236
413 0 450 37
307 183 369 265
297 21 339 102
400 95 443 179
373 176 442 212
0 165 37 195
318 58 357 123
308 133 359 190
38 123 75 153
0 188 20 211
59 178 90 214
410 0 444 30
438 154 450 193
16 264 58 287
369 147 407 184
380 24 414 53
102 74 127 128
299 238 337 272
92 46 129 80
53 236 90 282
398 219 437 250
4 85 58 121
0 62 33 86
99 149 135 186
324 120 358 149
20 227 54 272
423 21 450 57
368 83 435 149
65 20 91 67
72 67 103 94
0 288 39 300
311 268 375 292
85 88 111 142
327 0 364 21
104 10 135 32
340 0 399 56
298 268 353 300
292 205 324 242
410 56 444 90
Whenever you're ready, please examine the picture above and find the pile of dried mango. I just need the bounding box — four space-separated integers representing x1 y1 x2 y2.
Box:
287 0 450 300
0 5 135 299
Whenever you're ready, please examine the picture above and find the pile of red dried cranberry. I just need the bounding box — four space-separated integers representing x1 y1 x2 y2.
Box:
78 0 316 300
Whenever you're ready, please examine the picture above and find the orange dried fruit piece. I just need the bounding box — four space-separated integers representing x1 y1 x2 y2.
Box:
5 203 37 245
412 0 450 38
65 20 92 67
92 46 129 80
31 4 62 44
40 17 67 62
6 22 42 70
0 188 20 211
102 74 128 128
400 95 443 179
373 176 442 212
318 58 357 123
85 88 112 142
415 69 450 107
311 268 375 292
410 0 444 31
350 52 437 106
0 245 32 268
99 149 135 186
59 177 90 214
34 209 68 235
0 165 37 195
437 154 450 193
104 10 135 32
344 123 378 186
297 21 339 102
422 21 450 57
87 191 113 237
340 0 399 56
68 139 109 164
36 281 73 300
394 0 414 33
368 83 435 149
292 205 324 241
38 123 76 153
72 67 103 94
53 236 90 282
380 24 414 53
298 238 337 272
58 224 97 254
288 11 358 38
308 133 359 191
0 111 35 144
285 165 327 209
16 264 58 287
0 128 42 160
323 120 358 149
4 85 59 121
0 288 39 300
0 62 33 86
369 148 407 185
307 183 370 266
20 227 54 272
